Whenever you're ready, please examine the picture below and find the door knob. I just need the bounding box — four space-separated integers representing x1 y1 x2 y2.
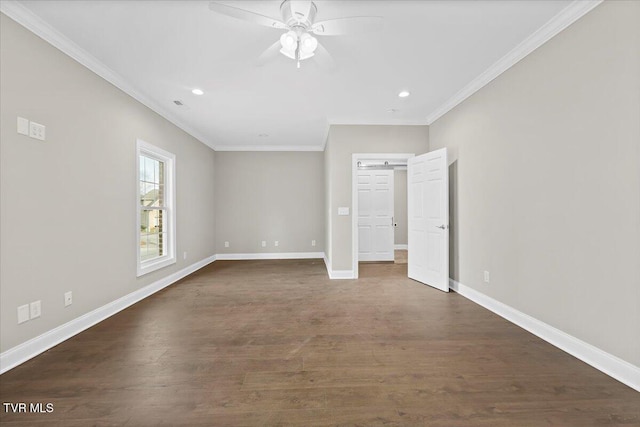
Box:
436 224 447 230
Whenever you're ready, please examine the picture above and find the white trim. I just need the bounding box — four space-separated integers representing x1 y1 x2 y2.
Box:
0 255 217 374
352 153 415 279
394 244 408 250
0 0 603 152
213 145 324 152
450 279 640 392
0 1 216 151
426 0 603 125
323 254 355 280
136 139 176 277
327 270 356 279
328 118 428 126
215 252 323 260
321 134 330 151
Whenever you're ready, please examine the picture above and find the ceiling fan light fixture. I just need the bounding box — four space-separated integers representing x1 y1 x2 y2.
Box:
279 47 297 60
280 30 298 50
299 51 315 60
299 32 318 54
209 0 382 69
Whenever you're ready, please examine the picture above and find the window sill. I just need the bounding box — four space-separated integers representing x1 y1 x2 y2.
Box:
137 256 176 277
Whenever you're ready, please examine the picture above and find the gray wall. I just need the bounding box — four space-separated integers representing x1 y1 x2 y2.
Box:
325 125 429 272
394 170 407 246
429 1 640 366
215 151 324 254
0 14 217 353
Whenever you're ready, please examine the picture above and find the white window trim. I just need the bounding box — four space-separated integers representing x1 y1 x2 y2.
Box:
136 139 176 277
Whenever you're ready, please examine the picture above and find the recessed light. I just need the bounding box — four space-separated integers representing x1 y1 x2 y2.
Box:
398 90 410 98
192 88 204 96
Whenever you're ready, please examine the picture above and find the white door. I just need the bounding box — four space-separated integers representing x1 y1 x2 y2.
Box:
407 148 449 292
358 169 394 261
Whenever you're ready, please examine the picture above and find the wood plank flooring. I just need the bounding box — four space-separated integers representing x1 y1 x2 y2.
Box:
394 250 408 264
1 259 638 426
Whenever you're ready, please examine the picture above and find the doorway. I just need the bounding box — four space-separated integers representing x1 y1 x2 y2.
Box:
351 150 450 292
357 168 394 262
351 153 414 278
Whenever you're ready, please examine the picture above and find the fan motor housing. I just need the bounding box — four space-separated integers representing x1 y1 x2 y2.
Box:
280 0 317 29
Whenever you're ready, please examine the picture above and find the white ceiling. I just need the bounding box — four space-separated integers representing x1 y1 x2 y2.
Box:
10 0 576 150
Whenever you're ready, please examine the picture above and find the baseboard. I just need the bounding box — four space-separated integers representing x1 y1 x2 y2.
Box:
0 254 217 374
323 254 355 280
394 244 408 250
449 279 640 392
327 270 356 279
215 252 323 261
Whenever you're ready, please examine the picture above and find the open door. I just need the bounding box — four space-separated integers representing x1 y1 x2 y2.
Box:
407 148 449 292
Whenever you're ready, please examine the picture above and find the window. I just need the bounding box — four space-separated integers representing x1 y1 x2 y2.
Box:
136 139 175 276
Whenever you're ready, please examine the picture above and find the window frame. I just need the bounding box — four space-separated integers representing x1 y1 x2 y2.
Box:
136 139 176 277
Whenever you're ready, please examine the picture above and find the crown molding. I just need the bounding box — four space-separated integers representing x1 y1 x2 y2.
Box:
0 1 217 151
426 0 603 125
328 118 428 126
214 144 324 152
2 0 603 151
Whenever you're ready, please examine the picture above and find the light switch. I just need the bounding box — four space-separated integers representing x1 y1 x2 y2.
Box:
338 207 350 216
18 304 30 324
30 300 41 319
17 117 29 135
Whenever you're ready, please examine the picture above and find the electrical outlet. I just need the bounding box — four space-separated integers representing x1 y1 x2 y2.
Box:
261 241 266 247
224 241 229 248
311 240 316 247
274 241 279 247
64 291 73 307
30 300 41 319
29 121 46 141
484 271 490 283
18 304 30 324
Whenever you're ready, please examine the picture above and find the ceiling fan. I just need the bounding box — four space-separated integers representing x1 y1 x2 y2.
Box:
208 0 383 69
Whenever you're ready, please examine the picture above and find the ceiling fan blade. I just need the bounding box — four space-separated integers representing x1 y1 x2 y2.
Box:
311 16 383 36
209 2 288 29
313 42 336 71
255 41 282 66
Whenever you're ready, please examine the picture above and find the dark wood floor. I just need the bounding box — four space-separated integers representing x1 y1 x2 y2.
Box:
1 260 638 426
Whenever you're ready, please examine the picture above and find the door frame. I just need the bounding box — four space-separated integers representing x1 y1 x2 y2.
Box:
351 153 415 279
